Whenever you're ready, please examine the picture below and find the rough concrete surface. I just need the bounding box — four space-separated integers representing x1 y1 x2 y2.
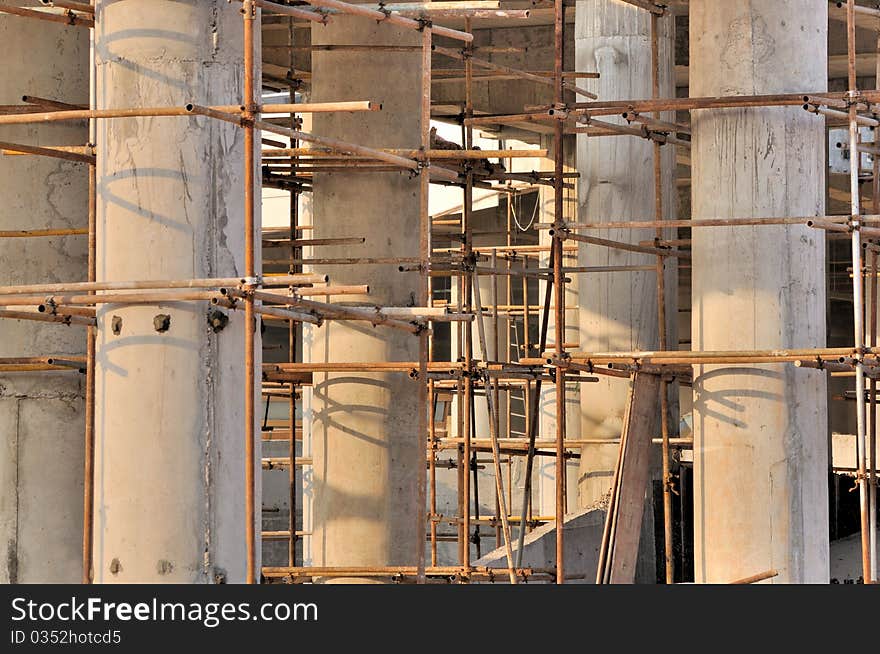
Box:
0 3 88 584
690 0 829 583
92 0 260 583
308 17 422 581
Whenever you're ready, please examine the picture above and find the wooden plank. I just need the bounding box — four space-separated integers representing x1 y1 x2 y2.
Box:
607 372 660 584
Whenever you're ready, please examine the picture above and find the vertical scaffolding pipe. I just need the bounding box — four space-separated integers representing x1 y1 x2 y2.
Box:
243 0 258 585
553 0 566 584
651 11 674 585
454 124 466 566
515 246 555 568
429 380 438 567
492 250 501 442
416 23 432 584
870 250 878 582
867 20 880 586
847 0 872 584
471 275 517 584
83 21 97 585
462 16 474 571
287 17 299 571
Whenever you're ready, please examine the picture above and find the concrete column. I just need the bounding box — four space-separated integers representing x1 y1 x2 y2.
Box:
308 19 421 580
446 210 511 563
0 7 88 583
459 212 509 446
690 0 829 583
93 0 260 583
537 141 581 517
574 0 676 509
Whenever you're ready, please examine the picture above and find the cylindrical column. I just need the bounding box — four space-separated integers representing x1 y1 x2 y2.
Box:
0 5 88 584
574 0 677 510
690 0 829 583
93 0 260 583
460 215 509 451
308 18 421 581
537 141 580 517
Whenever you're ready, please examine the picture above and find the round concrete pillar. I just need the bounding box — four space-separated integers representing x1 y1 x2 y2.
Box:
93 0 260 583
690 0 829 583
574 0 677 509
537 141 581 517
308 18 422 581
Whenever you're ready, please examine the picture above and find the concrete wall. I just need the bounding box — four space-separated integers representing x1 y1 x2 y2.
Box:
92 0 259 583
0 5 88 584
690 0 829 583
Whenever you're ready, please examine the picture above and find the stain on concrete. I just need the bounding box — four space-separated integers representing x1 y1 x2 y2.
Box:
6 540 18 585
721 15 776 76
156 559 174 575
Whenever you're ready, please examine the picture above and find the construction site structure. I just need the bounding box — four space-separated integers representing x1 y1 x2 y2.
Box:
0 0 877 585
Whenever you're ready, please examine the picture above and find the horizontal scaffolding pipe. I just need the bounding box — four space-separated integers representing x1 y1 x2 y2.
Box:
1 291 224 308
38 1 93 14
0 363 83 373
225 289 422 333
261 566 551 579
262 237 365 248
247 116 433 173
433 46 597 99
267 362 465 373
250 0 331 23
526 265 657 274
296 0 472 41
0 100 378 127
578 116 692 148
537 214 880 231
0 274 324 297
255 304 322 325
277 257 421 266
528 347 870 366
294 284 369 296
0 4 93 27
539 90 880 117
0 356 84 367
0 228 87 239
262 147 547 160
0 309 94 327
21 96 87 111
320 2 529 19
0 140 94 164
804 103 880 127
729 570 779 585
555 230 691 259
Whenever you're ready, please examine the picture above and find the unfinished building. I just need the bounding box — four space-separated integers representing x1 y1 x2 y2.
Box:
0 0 877 585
